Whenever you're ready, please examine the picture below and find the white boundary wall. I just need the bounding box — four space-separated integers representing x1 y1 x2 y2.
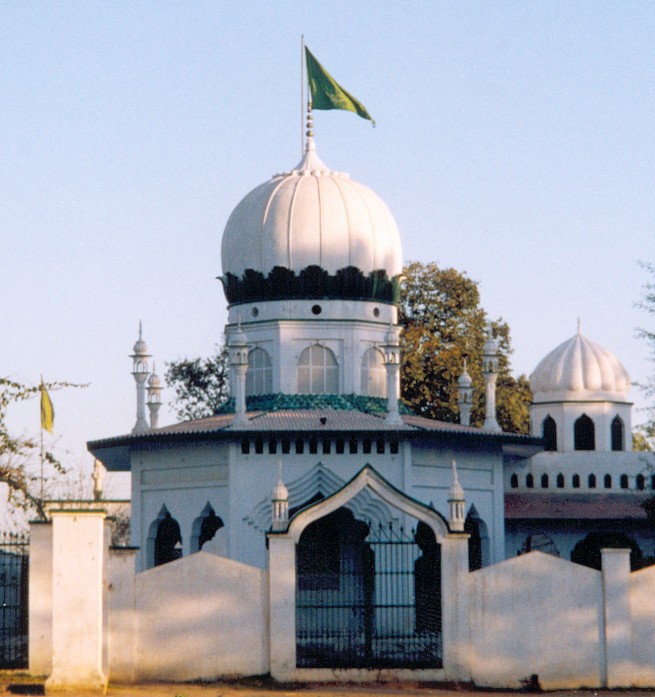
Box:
30 503 655 690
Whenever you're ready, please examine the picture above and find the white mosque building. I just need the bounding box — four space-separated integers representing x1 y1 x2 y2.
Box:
81 124 655 684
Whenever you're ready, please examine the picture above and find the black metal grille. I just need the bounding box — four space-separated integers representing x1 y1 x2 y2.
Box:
0 533 29 669
296 512 441 669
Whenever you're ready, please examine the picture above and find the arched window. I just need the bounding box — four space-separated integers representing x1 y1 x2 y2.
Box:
541 473 549 489
510 473 519 488
556 473 565 488
465 508 490 571
637 474 645 491
191 503 224 553
611 416 624 451
604 474 612 489
361 348 386 397
574 414 595 451
526 474 534 489
572 474 580 488
588 473 597 489
620 474 629 489
297 345 338 394
147 506 182 568
246 347 272 396
542 416 557 452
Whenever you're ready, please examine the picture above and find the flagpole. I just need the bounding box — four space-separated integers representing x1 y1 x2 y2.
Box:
300 34 305 156
39 416 44 510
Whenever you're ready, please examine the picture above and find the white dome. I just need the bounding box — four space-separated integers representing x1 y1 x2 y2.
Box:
530 329 630 401
221 140 402 279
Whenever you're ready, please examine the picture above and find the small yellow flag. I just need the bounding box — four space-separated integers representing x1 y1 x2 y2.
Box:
40 379 54 433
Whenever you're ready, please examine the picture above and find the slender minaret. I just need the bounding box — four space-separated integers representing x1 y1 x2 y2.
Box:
457 359 473 426
271 460 289 532
448 459 466 532
146 362 163 429
383 322 403 425
228 321 249 426
131 321 151 434
482 322 501 432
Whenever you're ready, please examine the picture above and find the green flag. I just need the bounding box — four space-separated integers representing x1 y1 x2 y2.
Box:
305 47 375 126
40 379 54 434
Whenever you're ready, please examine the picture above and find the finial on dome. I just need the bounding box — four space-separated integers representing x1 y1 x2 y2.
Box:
577 317 582 335
305 100 314 150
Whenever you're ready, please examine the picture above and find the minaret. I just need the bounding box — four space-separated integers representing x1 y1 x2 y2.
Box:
383 322 403 425
131 322 151 434
457 359 473 426
448 459 466 532
147 362 163 429
271 460 289 532
482 323 501 432
228 321 249 426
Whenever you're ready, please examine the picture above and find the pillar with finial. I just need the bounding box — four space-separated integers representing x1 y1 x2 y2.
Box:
271 460 289 532
131 321 151 434
382 322 403 425
482 322 501 432
228 320 249 426
147 362 163 429
448 459 466 532
457 359 473 426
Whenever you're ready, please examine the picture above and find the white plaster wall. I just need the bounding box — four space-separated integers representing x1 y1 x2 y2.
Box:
28 522 52 677
629 563 655 686
135 551 268 681
108 548 137 683
506 451 655 493
468 551 603 689
226 299 397 395
530 401 632 453
132 444 229 571
412 442 504 563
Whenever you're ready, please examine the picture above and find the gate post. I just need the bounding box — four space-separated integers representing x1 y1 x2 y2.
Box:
44 508 108 695
268 533 296 682
601 548 632 688
29 521 53 676
440 532 471 682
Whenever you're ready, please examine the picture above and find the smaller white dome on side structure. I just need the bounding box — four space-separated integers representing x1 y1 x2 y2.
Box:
530 329 630 403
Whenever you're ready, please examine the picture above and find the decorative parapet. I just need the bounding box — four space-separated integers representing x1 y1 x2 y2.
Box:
220 265 401 306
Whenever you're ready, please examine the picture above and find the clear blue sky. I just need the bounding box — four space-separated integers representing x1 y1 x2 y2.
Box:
2 1 654 485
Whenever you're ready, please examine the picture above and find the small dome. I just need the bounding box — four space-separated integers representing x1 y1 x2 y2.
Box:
272 478 288 501
147 368 161 388
221 140 402 280
530 329 630 401
458 368 472 388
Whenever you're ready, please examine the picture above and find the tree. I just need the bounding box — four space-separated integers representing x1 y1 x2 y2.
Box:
399 261 531 433
636 261 655 446
0 377 78 520
165 344 230 421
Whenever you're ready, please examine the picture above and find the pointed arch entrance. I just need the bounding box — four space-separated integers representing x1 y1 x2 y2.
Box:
270 466 454 674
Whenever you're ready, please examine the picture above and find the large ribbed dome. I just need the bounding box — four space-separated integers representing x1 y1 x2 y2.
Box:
530 329 630 401
221 141 402 279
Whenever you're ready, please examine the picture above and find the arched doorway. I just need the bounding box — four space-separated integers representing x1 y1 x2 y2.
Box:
571 532 642 571
295 506 442 669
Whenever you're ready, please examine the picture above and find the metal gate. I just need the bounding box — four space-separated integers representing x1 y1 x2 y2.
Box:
0 532 29 668
296 510 441 669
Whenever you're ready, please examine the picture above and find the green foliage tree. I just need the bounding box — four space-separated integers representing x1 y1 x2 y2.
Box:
399 261 531 433
165 344 230 421
636 261 655 447
0 377 76 519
